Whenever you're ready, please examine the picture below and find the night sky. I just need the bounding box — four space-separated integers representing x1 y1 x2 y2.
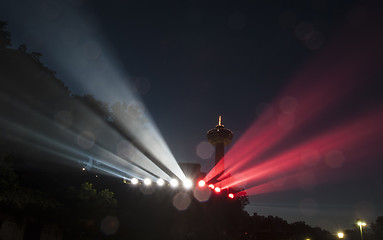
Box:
1 0 383 232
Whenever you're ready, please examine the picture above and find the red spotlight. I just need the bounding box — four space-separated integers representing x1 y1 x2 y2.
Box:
214 187 221 193
228 193 234 199
208 184 215 189
198 180 206 187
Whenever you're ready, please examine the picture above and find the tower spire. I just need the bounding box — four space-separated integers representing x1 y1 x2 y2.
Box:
218 115 223 127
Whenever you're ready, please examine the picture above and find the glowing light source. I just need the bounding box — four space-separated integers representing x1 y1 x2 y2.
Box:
228 193 234 199
170 179 179 188
157 178 165 186
183 179 193 189
214 187 221 193
337 232 344 239
357 220 366 227
198 180 206 187
357 220 366 240
131 178 139 185
82 167 86 171
143 178 152 185
208 184 215 189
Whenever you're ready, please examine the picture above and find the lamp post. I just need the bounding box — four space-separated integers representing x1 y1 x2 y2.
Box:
357 220 366 240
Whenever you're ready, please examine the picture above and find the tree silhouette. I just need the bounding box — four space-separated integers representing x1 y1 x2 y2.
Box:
0 21 11 49
371 216 383 239
63 182 117 239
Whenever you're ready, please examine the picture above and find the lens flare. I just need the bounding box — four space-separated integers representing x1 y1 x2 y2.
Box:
193 187 212 202
173 192 191 211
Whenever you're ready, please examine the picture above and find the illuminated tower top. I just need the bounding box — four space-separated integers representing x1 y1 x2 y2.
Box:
207 116 233 147
207 116 233 170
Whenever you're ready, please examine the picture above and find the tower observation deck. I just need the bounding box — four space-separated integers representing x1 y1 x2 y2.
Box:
207 116 233 176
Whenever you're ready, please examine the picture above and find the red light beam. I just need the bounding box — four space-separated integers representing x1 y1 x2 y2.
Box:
220 109 383 194
206 11 383 184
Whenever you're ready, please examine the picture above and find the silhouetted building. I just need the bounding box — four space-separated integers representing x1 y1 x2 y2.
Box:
179 163 205 180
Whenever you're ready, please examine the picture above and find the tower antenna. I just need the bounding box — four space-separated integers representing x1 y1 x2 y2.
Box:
218 115 223 127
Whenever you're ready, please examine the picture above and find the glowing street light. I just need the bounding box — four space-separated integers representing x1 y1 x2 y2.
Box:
357 220 367 240
337 232 344 239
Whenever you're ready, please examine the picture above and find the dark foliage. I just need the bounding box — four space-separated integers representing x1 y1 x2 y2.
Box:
0 21 11 49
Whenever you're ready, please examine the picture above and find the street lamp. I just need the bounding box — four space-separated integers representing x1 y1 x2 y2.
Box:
357 220 366 240
337 232 344 239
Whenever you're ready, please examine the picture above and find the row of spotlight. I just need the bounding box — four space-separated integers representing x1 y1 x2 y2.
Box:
126 177 194 189
81 167 235 199
126 178 235 199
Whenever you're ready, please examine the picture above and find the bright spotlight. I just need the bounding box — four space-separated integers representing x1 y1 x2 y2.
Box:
357 220 366 227
144 178 152 186
183 179 193 189
157 178 165 186
131 178 139 185
170 179 179 188
208 184 215 189
82 167 86 171
337 232 344 239
198 180 206 187
228 193 234 199
214 187 221 193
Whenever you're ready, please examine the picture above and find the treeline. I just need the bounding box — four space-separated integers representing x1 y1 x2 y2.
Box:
1 21 382 240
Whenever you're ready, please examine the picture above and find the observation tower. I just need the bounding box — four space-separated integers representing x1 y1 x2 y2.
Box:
207 116 233 176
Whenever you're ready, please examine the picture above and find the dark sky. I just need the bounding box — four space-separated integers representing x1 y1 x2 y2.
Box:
1 0 383 232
